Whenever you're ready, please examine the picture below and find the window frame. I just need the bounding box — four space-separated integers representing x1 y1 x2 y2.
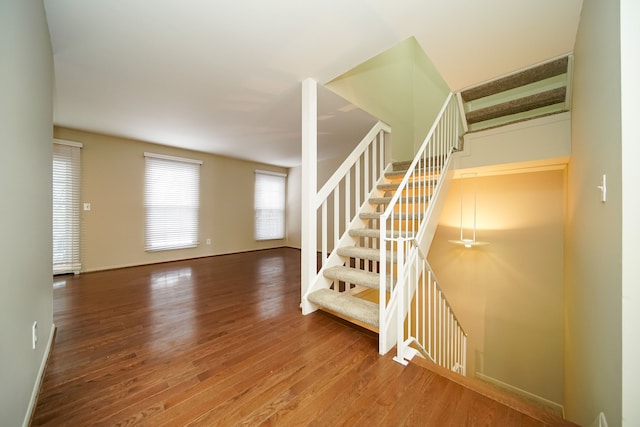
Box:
254 170 287 241
52 139 83 274
144 152 202 252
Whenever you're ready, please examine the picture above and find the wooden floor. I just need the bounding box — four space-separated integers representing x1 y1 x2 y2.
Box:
33 248 573 426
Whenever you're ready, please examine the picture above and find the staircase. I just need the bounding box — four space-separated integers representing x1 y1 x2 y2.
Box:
459 54 573 132
307 160 428 331
302 90 465 371
299 56 576 418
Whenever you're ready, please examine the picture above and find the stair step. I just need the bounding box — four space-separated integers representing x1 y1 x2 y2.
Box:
384 169 440 179
323 266 382 290
377 180 436 191
392 159 446 172
460 56 571 132
336 246 394 262
392 161 412 171
460 56 569 102
349 228 414 239
465 87 567 125
368 195 429 205
384 169 408 179
308 288 379 328
360 212 423 221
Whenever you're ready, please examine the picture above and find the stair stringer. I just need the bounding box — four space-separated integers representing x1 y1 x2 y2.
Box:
379 150 456 355
301 164 393 314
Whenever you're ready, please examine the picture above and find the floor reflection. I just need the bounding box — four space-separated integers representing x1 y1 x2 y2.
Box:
149 267 195 351
255 255 286 318
53 278 67 289
150 267 193 289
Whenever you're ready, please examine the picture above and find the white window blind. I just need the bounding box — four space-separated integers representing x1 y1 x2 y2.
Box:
254 170 286 241
53 140 82 274
144 153 202 251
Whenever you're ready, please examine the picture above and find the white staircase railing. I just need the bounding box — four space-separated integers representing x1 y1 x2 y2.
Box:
301 81 466 373
314 122 391 267
378 93 467 373
393 240 467 373
301 85 391 314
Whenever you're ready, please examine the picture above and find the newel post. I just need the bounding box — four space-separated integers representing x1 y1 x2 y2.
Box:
301 78 317 314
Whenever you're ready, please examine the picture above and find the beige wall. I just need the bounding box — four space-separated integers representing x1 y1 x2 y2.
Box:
0 0 54 425
290 39 451 254
327 37 450 162
286 156 360 251
456 113 571 173
54 127 289 272
412 41 453 154
564 0 623 425
429 170 565 405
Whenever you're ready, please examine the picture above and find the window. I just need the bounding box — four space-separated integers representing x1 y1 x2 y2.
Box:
53 140 82 274
254 170 286 240
144 152 201 251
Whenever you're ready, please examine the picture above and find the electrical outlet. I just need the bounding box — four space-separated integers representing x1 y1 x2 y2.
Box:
206 238 211 245
32 321 38 350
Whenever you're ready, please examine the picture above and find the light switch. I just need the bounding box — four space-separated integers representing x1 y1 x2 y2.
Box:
597 175 607 203
83 203 91 211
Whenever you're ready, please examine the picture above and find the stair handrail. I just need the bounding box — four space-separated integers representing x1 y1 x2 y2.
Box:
302 118 391 313
378 93 466 372
392 238 467 373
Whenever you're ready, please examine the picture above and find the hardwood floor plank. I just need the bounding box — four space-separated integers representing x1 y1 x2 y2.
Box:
247 336 377 426
143 323 361 426
299 350 384 427
351 361 425 427
187 334 376 426
33 248 576 426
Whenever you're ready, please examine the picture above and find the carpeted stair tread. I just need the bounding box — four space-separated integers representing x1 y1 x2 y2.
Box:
368 195 429 205
360 211 423 221
465 87 567 125
377 180 436 191
384 169 440 179
392 161 413 171
336 246 393 262
392 159 446 172
323 266 382 290
460 56 569 102
349 228 415 239
308 288 379 328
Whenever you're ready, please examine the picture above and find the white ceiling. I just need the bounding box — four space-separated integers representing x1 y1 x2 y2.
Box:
44 0 583 167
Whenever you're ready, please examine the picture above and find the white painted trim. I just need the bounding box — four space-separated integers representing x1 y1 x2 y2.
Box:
143 152 203 165
454 111 571 178
464 111 571 140
475 372 565 418
53 138 83 148
254 169 287 177
80 250 290 273
300 78 317 315
452 159 569 179
564 54 574 111
589 412 608 427
23 323 56 427
456 92 469 134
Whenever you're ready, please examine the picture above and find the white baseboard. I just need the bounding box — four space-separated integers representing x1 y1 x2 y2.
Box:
81 247 297 273
23 323 56 427
475 372 565 418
